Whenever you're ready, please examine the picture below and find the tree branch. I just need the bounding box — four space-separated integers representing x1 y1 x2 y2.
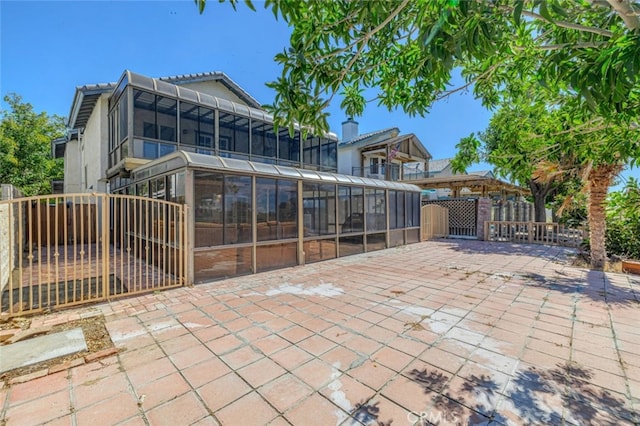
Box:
519 9 614 37
605 0 640 30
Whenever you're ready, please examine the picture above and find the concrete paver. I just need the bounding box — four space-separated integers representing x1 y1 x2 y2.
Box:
0 239 639 425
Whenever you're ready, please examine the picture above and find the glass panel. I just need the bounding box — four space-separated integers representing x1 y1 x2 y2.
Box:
133 90 155 139
179 102 199 145
194 247 252 282
256 178 277 241
365 188 386 232
224 175 252 244
389 229 404 247
278 127 300 163
366 233 386 251
407 228 420 244
412 192 421 227
302 136 320 170
304 238 336 263
339 235 364 257
219 112 249 156
194 172 224 247
338 186 364 233
157 96 177 142
389 191 398 229
303 183 336 237
256 242 298 272
143 141 158 159
397 191 405 228
200 107 215 152
278 180 298 239
119 91 128 142
320 139 337 172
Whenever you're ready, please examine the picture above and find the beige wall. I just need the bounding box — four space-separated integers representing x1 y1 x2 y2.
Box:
63 139 82 193
179 81 250 106
81 95 110 193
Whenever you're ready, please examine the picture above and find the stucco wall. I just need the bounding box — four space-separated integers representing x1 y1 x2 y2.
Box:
337 147 356 176
179 81 248 105
82 95 109 192
64 139 82 193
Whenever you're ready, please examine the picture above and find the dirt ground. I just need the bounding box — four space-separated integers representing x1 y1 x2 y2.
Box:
0 314 114 383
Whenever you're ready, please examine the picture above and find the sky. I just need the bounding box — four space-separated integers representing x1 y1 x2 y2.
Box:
1 1 637 189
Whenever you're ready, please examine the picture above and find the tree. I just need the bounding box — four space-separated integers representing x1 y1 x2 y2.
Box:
195 0 640 268
0 94 65 196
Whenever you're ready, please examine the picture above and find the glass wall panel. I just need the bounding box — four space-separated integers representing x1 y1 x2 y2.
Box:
407 192 421 227
407 228 420 244
256 178 277 241
224 175 252 244
194 247 252 282
256 242 297 272
277 180 298 239
320 139 337 172
390 191 405 229
119 91 128 142
200 107 214 151
302 136 320 170
219 112 249 159
367 233 386 251
179 102 199 145
194 172 224 247
389 229 404 247
303 183 336 237
365 189 386 232
251 121 277 160
338 186 364 233
304 238 336 263
278 128 300 165
133 90 156 139
339 235 364 257
156 96 177 142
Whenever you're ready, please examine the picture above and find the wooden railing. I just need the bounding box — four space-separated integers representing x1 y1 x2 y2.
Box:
484 221 585 248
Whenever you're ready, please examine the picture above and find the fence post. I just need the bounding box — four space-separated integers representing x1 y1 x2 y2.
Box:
102 195 110 300
528 222 533 243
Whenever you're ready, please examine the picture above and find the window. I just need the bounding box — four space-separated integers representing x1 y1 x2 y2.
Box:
338 186 364 233
320 138 337 172
365 188 386 232
303 183 336 237
119 91 128 142
251 120 277 159
389 191 405 229
302 136 321 170
219 112 249 158
256 178 298 241
179 103 214 151
133 90 177 143
278 127 300 165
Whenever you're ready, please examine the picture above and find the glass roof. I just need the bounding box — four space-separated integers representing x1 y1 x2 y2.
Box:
131 151 422 192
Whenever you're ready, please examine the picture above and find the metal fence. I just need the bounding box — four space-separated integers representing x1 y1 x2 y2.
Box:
484 221 585 248
0 193 188 317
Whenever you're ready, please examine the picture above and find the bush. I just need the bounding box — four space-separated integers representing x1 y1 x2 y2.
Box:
605 178 640 259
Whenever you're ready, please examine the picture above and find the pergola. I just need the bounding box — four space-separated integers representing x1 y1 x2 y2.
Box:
406 174 528 198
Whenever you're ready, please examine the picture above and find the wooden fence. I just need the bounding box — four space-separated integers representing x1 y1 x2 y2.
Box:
484 221 585 248
421 205 449 240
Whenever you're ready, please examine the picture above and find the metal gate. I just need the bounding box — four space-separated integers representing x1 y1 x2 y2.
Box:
0 193 188 317
422 198 477 238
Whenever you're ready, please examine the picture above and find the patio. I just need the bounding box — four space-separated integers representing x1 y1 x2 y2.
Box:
0 239 638 425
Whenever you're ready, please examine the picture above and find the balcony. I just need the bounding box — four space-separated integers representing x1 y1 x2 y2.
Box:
351 165 429 182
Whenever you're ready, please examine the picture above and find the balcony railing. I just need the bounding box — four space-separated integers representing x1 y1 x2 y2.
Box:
351 165 429 182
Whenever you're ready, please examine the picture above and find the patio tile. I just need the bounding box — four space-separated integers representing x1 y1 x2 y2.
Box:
271 346 314 371
380 374 432 413
73 372 130 409
346 395 412 426
197 373 251 412
285 393 347 425
170 344 216 370
371 346 414 373
217 391 278 425
145 392 209 425
259 374 312 412
322 345 362 372
206 333 245 355
4 390 70 425
8 370 68 405
182 357 232 388
252 335 291 356
347 359 396 392
237 357 287 388
291 358 336 390
135 372 191 410
126 356 177 388
75 392 140 426
297 335 336 357
320 374 376 413
220 345 263 370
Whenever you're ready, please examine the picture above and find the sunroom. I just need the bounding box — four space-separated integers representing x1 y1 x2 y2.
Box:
118 151 422 283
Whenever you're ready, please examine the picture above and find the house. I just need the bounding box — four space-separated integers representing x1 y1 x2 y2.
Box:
337 119 432 182
54 70 423 283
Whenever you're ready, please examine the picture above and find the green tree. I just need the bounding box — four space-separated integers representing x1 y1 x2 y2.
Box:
195 0 640 268
606 177 640 259
0 94 65 196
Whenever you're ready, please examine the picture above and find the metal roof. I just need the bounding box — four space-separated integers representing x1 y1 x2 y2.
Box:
428 158 453 173
159 72 261 109
132 151 422 192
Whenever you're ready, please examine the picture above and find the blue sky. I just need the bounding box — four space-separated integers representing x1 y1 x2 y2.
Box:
1 1 636 188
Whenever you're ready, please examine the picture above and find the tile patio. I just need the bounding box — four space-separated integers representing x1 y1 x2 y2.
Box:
1 239 639 425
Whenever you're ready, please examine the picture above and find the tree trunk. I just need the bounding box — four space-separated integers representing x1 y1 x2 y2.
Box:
529 180 553 223
587 163 622 269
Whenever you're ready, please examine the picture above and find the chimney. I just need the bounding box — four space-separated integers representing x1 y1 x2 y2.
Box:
342 118 359 142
